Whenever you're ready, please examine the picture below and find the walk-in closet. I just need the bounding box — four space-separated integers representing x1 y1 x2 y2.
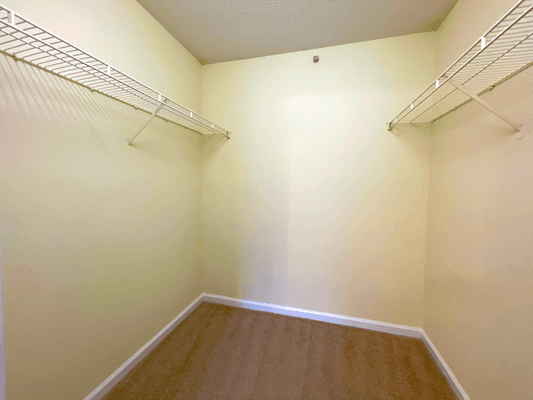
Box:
0 0 531 399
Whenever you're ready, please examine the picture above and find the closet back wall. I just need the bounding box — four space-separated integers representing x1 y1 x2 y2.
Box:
0 0 204 399
201 33 434 327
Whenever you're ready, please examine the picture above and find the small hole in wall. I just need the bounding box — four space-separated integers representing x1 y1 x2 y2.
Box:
313 55 319 63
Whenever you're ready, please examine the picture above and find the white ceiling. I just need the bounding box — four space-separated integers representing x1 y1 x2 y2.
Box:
137 0 457 65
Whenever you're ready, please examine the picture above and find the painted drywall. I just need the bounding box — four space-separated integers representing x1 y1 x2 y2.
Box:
0 253 5 400
0 0 204 399
424 0 533 399
201 33 434 327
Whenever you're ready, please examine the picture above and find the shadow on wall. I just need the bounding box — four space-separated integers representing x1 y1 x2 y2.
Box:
199 96 292 307
389 122 433 138
0 56 139 139
0 53 200 153
0 53 204 400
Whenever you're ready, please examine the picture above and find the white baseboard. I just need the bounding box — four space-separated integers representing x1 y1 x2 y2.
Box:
202 293 424 338
84 293 205 400
419 330 470 400
86 292 469 400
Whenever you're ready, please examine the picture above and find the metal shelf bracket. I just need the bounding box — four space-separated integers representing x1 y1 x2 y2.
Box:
447 78 523 139
128 97 167 145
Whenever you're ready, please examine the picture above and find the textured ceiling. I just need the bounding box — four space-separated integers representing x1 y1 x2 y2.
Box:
137 0 457 65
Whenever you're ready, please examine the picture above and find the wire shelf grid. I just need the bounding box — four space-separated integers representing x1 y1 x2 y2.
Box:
0 4 230 138
389 0 533 129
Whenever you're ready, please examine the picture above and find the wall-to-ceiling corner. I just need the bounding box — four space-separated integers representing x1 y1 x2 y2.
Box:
424 0 533 399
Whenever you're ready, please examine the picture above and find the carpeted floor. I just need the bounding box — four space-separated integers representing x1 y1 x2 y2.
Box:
103 302 458 399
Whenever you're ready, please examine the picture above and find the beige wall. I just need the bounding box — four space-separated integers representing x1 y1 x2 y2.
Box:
425 0 533 399
0 0 204 399
201 33 434 327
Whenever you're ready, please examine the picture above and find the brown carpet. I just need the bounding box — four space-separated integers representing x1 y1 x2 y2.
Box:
103 303 458 399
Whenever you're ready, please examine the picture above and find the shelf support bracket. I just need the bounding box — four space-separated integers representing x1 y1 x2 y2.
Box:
447 78 523 139
128 99 166 145
7 10 15 26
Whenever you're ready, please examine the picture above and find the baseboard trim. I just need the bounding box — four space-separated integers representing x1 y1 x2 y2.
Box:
420 330 470 400
202 293 423 338
84 293 205 400
86 292 469 400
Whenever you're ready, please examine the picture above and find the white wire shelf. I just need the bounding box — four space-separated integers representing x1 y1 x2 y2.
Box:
389 0 533 135
0 4 230 142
